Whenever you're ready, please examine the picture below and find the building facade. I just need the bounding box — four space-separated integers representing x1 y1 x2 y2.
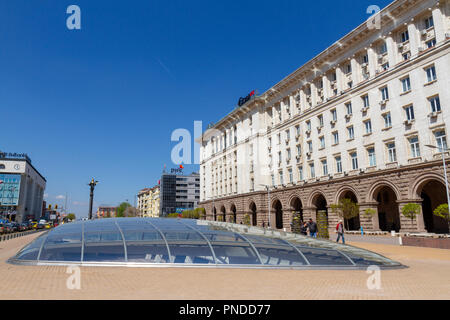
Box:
198 0 450 234
96 206 118 218
137 186 160 217
0 153 46 222
160 172 200 216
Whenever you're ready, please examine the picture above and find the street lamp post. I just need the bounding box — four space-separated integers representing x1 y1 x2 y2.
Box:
259 184 271 229
425 144 450 231
88 179 98 220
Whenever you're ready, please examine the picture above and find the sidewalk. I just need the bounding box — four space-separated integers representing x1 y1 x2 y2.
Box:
0 232 449 300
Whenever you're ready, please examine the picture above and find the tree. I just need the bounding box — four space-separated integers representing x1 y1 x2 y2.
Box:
433 204 449 221
243 214 251 226
330 198 360 231
401 203 421 227
117 202 132 218
362 208 377 218
65 213 76 221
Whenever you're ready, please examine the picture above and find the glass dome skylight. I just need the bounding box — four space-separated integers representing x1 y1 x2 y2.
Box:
9 218 404 269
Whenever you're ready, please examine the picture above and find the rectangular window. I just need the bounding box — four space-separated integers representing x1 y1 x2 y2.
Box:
298 166 304 181
318 115 324 127
368 148 376 167
426 39 436 48
405 105 415 121
425 66 437 82
381 86 389 100
297 145 301 156
322 160 328 176
336 156 343 173
278 151 282 164
279 172 284 186
351 152 359 170
346 102 353 115
288 169 293 184
362 54 369 64
435 131 448 152
387 143 397 163
331 109 337 121
383 113 392 128
347 126 355 140
306 121 311 131
287 149 291 161
362 95 370 108
309 163 315 178
319 137 325 149
382 62 390 71
409 137 421 158
333 132 339 145
401 77 411 92
401 30 409 43
271 174 275 187
380 42 387 54
295 125 301 136
429 96 441 113
308 141 313 153
425 16 434 29
365 120 372 134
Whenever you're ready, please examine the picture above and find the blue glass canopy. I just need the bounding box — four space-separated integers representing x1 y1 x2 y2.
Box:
9 218 404 269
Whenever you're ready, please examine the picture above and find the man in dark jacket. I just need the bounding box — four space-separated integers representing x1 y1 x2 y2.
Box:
307 219 318 238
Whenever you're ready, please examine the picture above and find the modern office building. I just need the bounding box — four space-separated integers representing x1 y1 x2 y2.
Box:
137 186 160 218
198 0 450 234
160 172 200 216
0 152 46 222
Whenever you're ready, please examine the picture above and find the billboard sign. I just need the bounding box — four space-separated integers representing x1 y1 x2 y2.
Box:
0 174 21 206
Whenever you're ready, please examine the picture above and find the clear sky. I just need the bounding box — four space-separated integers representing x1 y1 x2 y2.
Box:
0 0 392 218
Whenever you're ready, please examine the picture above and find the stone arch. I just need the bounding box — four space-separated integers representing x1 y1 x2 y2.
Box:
289 196 304 233
337 188 360 231
412 174 449 234
272 199 283 230
373 185 401 232
220 205 226 222
229 203 237 224
410 172 446 200
249 201 257 226
307 190 329 209
334 185 361 205
366 180 402 203
213 207 217 221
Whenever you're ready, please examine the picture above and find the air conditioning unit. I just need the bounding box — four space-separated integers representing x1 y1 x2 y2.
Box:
296 155 301 161
398 43 404 49
345 114 352 120
428 111 438 118
306 152 312 157
285 140 290 145
361 107 369 113
418 46 424 52
305 130 311 135
330 120 337 126
404 120 414 126
379 100 388 106
362 62 368 68
421 29 427 36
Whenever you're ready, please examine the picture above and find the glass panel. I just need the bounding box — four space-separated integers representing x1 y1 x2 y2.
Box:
83 231 125 262
163 231 204 242
14 233 47 261
253 244 306 266
168 244 215 264
212 244 261 265
297 247 353 266
343 252 383 266
39 233 82 262
123 231 162 242
127 243 170 263
244 235 286 245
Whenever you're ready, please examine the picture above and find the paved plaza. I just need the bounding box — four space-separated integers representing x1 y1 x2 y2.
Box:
0 232 449 300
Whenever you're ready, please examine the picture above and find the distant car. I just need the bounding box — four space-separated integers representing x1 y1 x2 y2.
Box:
0 223 5 234
6 223 18 233
19 223 28 232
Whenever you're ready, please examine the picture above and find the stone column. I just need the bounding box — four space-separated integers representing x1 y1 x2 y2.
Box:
359 203 380 231
407 21 419 57
322 75 330 101
386 35 397 68
310 82 318 108
335 66 343 93
432 6 446 43
367 46 377 77
350 57 359 85
302 207 316 222
398 200 426 233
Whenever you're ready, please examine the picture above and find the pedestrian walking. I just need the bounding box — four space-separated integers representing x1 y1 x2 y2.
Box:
307 219 318 238
336 219 345 244
262 221 265 228
300 221 308 236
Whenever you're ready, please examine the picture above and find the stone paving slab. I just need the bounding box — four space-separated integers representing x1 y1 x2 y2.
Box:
0 232 449 300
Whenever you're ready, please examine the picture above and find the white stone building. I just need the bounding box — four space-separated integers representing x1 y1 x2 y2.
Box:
198 0 450 234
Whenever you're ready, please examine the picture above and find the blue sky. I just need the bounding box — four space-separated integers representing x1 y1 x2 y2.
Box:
0 0 392 218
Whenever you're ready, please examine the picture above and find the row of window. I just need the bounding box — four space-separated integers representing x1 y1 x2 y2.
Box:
271 130 447 186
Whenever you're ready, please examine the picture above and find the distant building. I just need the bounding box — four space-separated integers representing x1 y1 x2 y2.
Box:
0 152 46 222
137 186 160 217
96 206 118 218
160 171 200 216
